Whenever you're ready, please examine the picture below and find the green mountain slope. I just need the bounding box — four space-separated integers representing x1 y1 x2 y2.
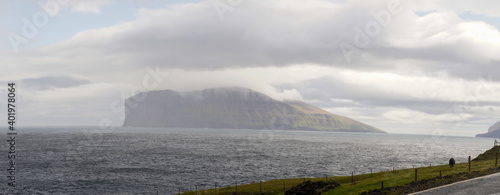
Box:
122 87 385 133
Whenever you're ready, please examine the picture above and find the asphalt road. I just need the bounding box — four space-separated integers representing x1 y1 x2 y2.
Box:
411 172 500 195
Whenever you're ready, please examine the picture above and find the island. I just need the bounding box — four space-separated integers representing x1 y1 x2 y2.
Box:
476 121 500 138
123 87 385 133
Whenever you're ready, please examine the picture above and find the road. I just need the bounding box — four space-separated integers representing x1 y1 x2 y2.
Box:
411 172 500 195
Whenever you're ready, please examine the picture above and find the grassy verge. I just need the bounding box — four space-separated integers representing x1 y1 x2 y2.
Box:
178 146 500 195
326 159 497 194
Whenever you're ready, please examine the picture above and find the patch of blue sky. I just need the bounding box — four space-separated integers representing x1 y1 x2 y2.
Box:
1 0 204 51
414 10 435 17
459 11 500 30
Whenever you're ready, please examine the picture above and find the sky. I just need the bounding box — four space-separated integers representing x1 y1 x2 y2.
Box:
1 0 500 137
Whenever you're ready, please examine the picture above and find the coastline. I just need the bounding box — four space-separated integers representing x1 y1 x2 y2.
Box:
179 146 500 195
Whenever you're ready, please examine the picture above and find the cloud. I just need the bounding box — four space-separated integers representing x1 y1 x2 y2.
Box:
18 76 91 91
273 66 500 135
281 89 303 101
16 0 493 81
3 0 500 136
15 81 125 126
407 0 500 18
283 67 500 107
382 11 500 64
382 108 474 124
139 65 330 101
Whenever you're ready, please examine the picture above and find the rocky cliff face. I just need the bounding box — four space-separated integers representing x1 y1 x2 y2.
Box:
488 121 500 132
123 87 385 133
476 121 500 138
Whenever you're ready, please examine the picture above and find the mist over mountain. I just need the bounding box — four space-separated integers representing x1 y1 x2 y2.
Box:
123 87 385 133
476 121 500 138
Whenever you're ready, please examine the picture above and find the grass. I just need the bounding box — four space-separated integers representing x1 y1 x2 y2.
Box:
178 146 500 195
179 177 316 195
472 145 500 162
325 159 497 195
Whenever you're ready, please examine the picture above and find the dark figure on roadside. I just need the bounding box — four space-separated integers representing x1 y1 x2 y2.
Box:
449 158 455 167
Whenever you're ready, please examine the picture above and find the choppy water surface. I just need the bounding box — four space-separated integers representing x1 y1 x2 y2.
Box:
2 127 494 194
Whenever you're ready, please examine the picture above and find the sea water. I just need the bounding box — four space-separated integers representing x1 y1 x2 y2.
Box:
2 126 494 194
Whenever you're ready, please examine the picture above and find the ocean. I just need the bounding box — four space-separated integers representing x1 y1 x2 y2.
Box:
2 126 494 194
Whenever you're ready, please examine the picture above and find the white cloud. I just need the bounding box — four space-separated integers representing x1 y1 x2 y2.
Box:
335 69 500 102
386 11 500 63
28 0 498 75
16 82 124 126
281 89 303 101
382 108 474 124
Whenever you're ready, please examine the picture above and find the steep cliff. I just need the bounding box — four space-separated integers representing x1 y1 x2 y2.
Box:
476 121 500 138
